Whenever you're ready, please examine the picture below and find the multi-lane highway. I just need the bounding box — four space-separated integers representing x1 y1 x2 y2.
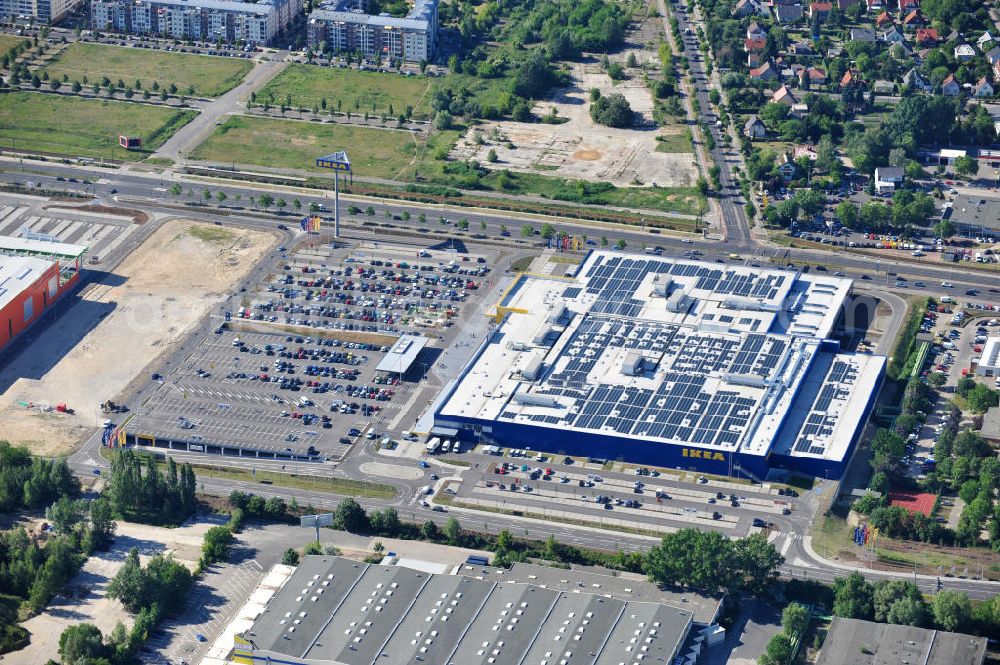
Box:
4 159 1000 298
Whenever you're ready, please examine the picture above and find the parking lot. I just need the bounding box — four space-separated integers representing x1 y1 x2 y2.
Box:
124 238 500 462
238 242 491 336
0 203 139 262
422 445 802 537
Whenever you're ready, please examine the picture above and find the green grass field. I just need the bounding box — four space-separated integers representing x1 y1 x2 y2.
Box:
0 92 196 160
655 128 693 153
258 65 435 118
189 115 420 178
0 35 29 57
40 43 252 97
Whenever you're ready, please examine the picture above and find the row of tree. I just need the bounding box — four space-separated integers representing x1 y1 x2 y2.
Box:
833 571 998 634
0 441 78 512
107 449 196 524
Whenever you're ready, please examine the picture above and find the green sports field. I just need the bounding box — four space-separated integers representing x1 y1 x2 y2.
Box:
257 65 435 118
189 116 420 179
40 43 252 97
0 93 196 160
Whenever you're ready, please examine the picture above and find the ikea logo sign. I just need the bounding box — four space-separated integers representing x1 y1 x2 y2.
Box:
682 448 726 462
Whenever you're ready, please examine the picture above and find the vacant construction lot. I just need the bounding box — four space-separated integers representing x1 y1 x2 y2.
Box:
0 517 223 665
189 115 419 178
0 219 276 456
41 43 253 97
0 92 195 160
451 60 697 188
258 64 434 118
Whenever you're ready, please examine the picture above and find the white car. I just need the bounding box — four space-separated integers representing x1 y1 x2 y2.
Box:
681 238 693 243
941 281 953 288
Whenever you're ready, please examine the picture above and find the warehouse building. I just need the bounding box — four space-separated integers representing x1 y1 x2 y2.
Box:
90 0 301 45
307 0 437 62
232 556 722 665
433 252 885 480
816 618 986 665
0 237 84 354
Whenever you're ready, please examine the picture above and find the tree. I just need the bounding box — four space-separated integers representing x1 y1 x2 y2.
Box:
873 580 924 623
590 93 634 127
487 148 498 163
47 495 86 535
759 633 793 665
521 224 535 237
833 572 874 620
281 548 300 566
835 201 859 228
59 624 107 664
540 223 556 239
953 155 979 178
434 110 453 130
258 193 274 208
782 603 809 637
616 239 627 250
89 498 116 548
420 520 439 540
202 525 234 564
934 219 955 239
107 547 147 613
444 517 462 545
293 199 301 211
932 591 971 632
334 498 368 532
887 596 929 627
734 533 784 592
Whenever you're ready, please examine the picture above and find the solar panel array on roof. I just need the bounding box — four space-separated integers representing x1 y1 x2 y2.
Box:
510 314 759 448
562 286 582 299
792 359 860 455
582 257 788 318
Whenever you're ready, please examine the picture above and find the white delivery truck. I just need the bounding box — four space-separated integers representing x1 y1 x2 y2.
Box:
425 437 441 454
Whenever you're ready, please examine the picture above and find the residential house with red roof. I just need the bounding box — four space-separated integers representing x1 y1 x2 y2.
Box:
940 73 960 96
809 1 832 20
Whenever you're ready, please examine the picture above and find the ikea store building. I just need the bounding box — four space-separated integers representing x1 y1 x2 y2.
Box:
432 251 885 480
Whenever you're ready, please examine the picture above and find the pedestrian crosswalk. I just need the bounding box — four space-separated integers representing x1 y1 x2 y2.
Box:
0 205 137 258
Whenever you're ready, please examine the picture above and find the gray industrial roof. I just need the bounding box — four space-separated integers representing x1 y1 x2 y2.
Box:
375 334 428 374
948 194 1000 233
816 618 987 665
242 557 700 665
477 562 722 624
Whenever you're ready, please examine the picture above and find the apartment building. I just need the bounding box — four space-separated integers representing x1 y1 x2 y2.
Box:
90 0 301 45
1 0 84 24
307 0 437 62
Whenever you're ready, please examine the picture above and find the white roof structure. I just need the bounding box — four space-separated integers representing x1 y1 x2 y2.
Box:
0 255 54 312
0 235 87 259
977 337 1000 374
438 252 885 466
375 334 429 374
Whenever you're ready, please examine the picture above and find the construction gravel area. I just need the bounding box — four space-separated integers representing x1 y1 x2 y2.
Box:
451 60 697 188
0 517 221 665
0 219 277 456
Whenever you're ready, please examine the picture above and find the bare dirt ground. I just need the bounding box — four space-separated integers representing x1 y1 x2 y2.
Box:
450 24 696 188
0 517 223 665
0 220 276 456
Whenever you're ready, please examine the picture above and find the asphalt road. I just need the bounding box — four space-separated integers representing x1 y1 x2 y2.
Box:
5 160 1000 299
